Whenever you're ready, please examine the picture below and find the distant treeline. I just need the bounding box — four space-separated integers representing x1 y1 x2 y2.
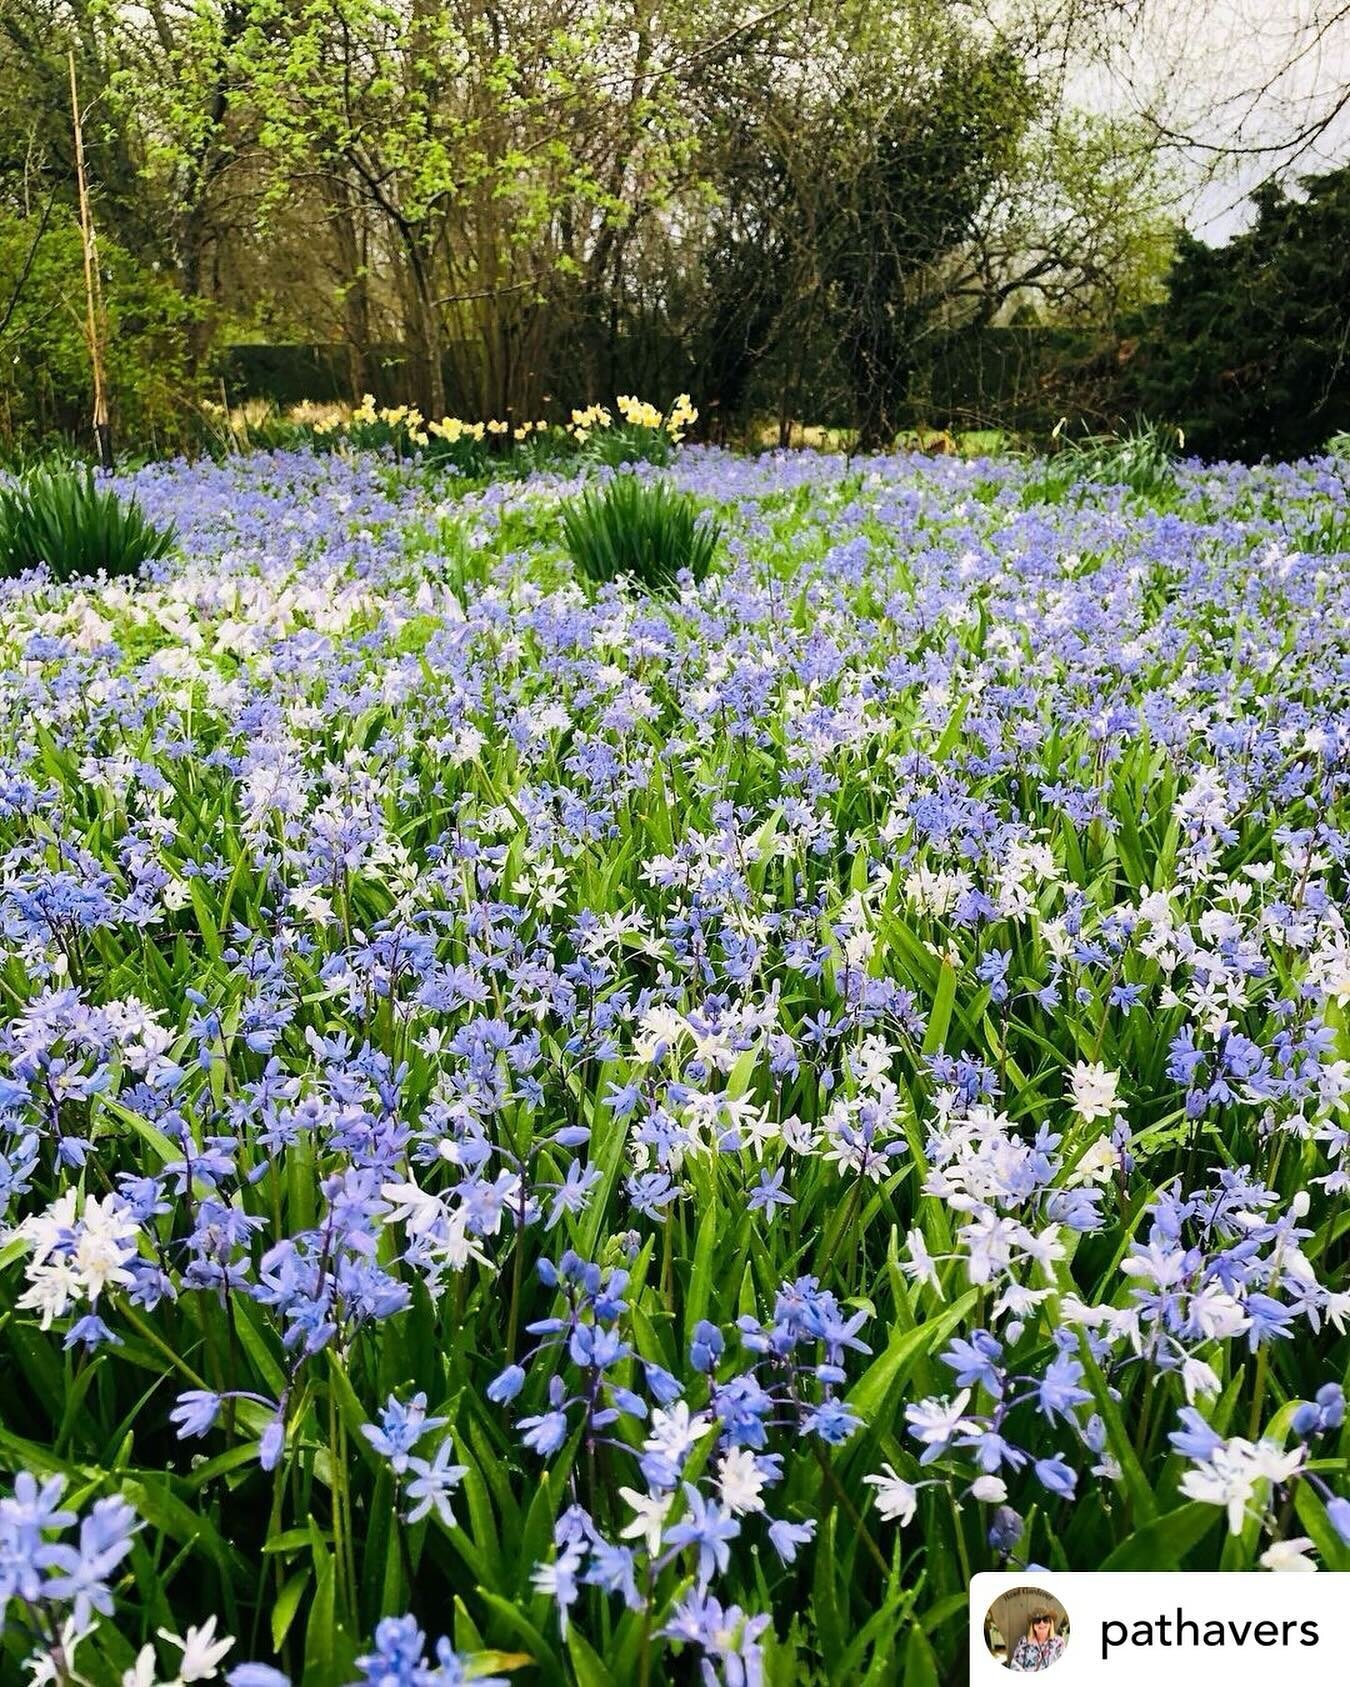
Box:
218 327 1107 439
3 2 1349 463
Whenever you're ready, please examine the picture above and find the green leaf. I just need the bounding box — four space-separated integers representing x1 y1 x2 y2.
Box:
302 1544 337 1687
900 1622 941 1687
684 1200 721 1344
1098 1501 1220 1569
566 1628 616 1687
922 959 958 1057
812 1508 844 1666
122 1473 246 1586
477 1589 558 1679
847 1289 979 1427
1294 1481 1350 1571
935 695 969 761
272 1566 312 1651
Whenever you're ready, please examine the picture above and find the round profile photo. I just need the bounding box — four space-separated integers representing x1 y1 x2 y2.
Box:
983 1587 1070 1672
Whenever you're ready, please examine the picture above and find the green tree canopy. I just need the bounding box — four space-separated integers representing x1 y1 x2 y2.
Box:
1133 165 1350 460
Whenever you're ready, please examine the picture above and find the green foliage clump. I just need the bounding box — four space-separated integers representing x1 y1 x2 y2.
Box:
560 473 722 594
579 423 676 470
1022 419 1183 505
0 469 178 581
0 207 200 453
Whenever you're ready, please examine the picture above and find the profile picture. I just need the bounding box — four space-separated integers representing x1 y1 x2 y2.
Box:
983 1587 1070 1672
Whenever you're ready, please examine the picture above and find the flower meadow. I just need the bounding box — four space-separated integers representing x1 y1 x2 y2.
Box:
3 439 1350 1687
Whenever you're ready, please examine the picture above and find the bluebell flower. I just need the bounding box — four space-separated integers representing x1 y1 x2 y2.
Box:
690 1320 724 1372
988 1504 1024 1554
170 1389 223 1440
404 1439 469 1527
1169 1408 1225 1462
663 1483 740 1588
361 1392 447 1474
487 1364 526 1404
941 1331 1003 1394
259 1417 286 1473
1036 1354 1092 1422
519 1409 570 1457
1292 1383 1345 1438
1033 1454 1078 1497
768 1517 817 1563
531 1546 584 1636
747 1166 794 1218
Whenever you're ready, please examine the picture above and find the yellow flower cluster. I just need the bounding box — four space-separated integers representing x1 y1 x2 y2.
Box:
427 416 485 444
568 403 613 442
616 395 663 429
308 393 697 449
666 393 698 439
571 393 699 443
336 396 432 446
426 417 551 443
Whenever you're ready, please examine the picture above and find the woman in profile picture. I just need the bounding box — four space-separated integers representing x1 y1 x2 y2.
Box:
1009 1609 1066 1672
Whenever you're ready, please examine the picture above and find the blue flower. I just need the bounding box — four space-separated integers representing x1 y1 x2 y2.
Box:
361 1392 447 1474
170 1389 222 1440
519 1409 569 1457
988 1505 1024 1554
1036 1354 1092 1422
663 1483 740 1587
1033 1454 1078 1498
690 1320 724 1372
1169 1407 1224 1462
487 1364 526 1404
767 1517 817 1563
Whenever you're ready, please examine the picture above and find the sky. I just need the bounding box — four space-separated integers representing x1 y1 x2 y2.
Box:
1073 0 1350 238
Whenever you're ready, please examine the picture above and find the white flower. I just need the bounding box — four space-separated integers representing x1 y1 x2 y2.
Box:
643 1402 712 1466
901 1227 943 1295
863 1463 918 1525
74 1194 140 1302
120 1645 159 1687
1180 1357 1222 1404
16 1189 78 1266
1187 1285 1249 1342
157 1616 233 1683
1179 1438 1306 1535
618 1486 673 1555
17 1259 85 1329
379 1179 444 1236
1260 1536 1318 1572
1069 1061 1120 1122
969 1475 1008 1503
26 1618 94 1686
904 1388 975 1453
717 1448 767 1515
1070 1137 1121 1185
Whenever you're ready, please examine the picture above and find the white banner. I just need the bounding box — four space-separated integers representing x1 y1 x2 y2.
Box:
969 1571 1350 1685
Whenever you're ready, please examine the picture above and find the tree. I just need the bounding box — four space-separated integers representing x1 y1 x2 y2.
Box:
0 0 1190 445
0 203 196 445
214 0 737 419
644 1 1170 446
810 34 1035 447
1130 162 1350 459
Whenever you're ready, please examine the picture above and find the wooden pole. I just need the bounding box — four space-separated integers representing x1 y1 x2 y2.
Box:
68 50 114 470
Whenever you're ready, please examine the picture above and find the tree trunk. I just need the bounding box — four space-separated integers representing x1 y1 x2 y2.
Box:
405 242 446 418
327 179 372 402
